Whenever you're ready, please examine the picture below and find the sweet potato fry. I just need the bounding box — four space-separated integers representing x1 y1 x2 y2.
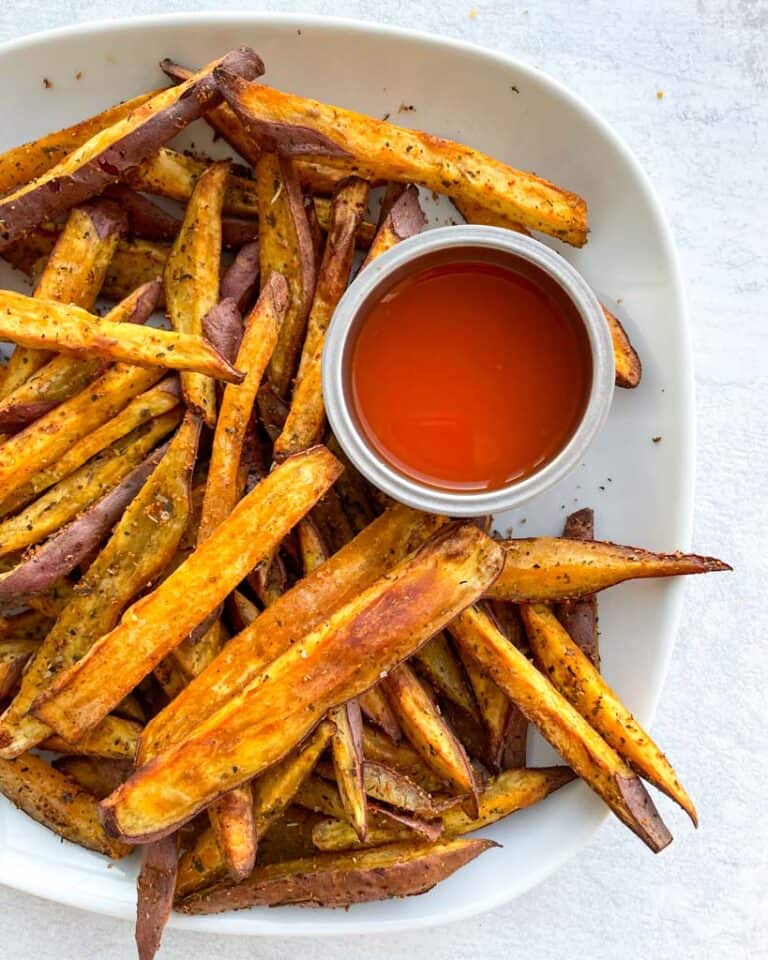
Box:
202 298 243 365
358 686 403 743
312 766 575 851
215 72 588 245
220 240 260 312
136 835 178 960
0 49 263 248
0 399 179 544
164 161 229 424
0 752 131 858
487 538 731 602
0 640 39 699
329 700 367 841
32 446 342 744
102 238 170 301
412 633 478 718
555 508 600 667
177 837 495 913
360 184 426 269
0 609 51 642
2 200 129 397
358 761 437 817
140 505 446 760
323 433 378 532
41 715 142 761
0 281 163 435
52 756 133 800
522 602 697 825
0 290 242 383
449 604 672 851
274 177 370 458
256 153 317 396
382 663 478 809
0 445 167 601
101 523 502 843
603 305 642 389
294 774 349 820
0 416 199 757
361 727 446 794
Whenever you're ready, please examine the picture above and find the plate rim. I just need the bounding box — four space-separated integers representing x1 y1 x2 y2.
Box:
0 10 695 936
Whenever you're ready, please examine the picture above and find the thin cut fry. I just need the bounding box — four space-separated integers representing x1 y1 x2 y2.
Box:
136 835 177 960
358 686 402 743
329 700 367 841
360 184 426 269
449 604 672 852
215 72 588 245
0 639 40 699
41 715 142 761
32 446 342 743
521 602 697 825
361 726 445 793
555 508 600 667
413 633 478 718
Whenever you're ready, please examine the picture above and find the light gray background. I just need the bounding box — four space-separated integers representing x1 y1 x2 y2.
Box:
0 2 765 958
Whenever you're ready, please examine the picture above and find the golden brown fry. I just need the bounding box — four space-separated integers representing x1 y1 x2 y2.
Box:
164 161 229 424
103 238 171 302
359 760 437 817
205 786 256 883
32 447 342 744
294 774 349 820
102 524 503 842
453 197 529 234
177 837 495 913
360 183 426 269
555 508 600 667
0 417 199 757
358 686 402 743
0 411 180 553
382 663 478 809
0 290 242 382
41 715 142 761
0 639 40 699
0 753 131 858
521 602 697 825
455 635 517 771
312 766 575 851
449 604 672 851
51 756 133 800
488 538 731 602
256 153 317 397
140 505 446 761
273 177 370 458
0 609 52 643
329 700 367 841
216 73 588 245
413 633 478 718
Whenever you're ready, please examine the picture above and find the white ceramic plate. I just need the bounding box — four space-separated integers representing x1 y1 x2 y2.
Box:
0 12 693 936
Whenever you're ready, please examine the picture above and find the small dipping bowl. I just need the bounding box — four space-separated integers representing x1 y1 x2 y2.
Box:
323 225 615 517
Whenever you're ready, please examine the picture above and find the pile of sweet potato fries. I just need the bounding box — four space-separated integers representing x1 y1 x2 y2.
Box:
0 47 728 959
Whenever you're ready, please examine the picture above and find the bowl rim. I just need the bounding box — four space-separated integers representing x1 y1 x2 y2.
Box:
0 10 694 937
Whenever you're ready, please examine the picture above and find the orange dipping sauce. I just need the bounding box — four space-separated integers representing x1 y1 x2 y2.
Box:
350 259 592 492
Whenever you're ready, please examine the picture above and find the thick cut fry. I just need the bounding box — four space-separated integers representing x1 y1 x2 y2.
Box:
522 603 697 825
0 398 179 543
0 753 131 858
382 663 478 808
0 291 242 384
177 837 495 913
360 183 426 269
0 417 198 757
0 49 263 248
358 686 403 743
140 505 446 760
312 766 575 850
0 281 163 435
52 757 133 800
41 715 142 761
0 445 167 602
488 538 731 602
3 200 128 396
555 508 600 667
256 153 317 396
136 835 177 960
330 700 367 841
216 72 588 245
274 177 370 458
178 719 335 896
32 447 342 743
164 161 229 423
102 524 503 842
449 605 672 852
413 633 478 718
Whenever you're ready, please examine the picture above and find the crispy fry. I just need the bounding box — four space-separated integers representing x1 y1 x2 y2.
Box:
0 290 242 383
0 394 179 539
0 445 168 602
274 177 370 457
0 417 199 757
312 766 575 851
164 161 229 423
449 604 672 851
41 715 142 761
33 447 342 743
216 72 588 245
487 538 731 602
140 505 446 761
603 305 642 389
382 663 478 809
360 183 426 269
103 238 170 301
178 837 495 913
205 786 256 883
555 508 600 667
102 524 503 842
0 49 263 248
0 281 163 435
522 602 697 825
2 200 128 396
413 633 478 718
358 686 403 743
329 700 367 841
256 153 317 396
52 756 133 800
136 835 178 960
0 753 131 858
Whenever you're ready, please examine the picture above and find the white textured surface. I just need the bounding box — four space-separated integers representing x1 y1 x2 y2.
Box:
0 2 765 958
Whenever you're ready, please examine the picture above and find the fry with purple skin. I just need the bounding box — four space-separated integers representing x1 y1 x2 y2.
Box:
360 184 426 269
555 508 600 667
135 835 177 960
220 240 260 312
